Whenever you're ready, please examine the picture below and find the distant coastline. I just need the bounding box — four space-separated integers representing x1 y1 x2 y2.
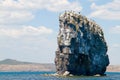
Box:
0 59 119 72
107 65 120 72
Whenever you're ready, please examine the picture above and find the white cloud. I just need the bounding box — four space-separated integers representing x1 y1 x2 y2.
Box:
109 25 120 34
0 10 34 24
0 26 53 38
0 0 82 24
46 0 82 12
88 0 98 2
89 0 120 20
0 26 56 63
0 0 82 12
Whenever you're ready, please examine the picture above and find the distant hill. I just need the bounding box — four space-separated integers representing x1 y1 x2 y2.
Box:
0 59 35 65
0 59 55 72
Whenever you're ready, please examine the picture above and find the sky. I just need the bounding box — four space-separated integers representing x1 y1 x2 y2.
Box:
0 0 120 65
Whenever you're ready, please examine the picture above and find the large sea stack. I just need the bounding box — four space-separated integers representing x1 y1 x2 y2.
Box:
55 11 109 76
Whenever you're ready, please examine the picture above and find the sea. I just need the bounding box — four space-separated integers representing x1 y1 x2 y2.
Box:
0 72 120 80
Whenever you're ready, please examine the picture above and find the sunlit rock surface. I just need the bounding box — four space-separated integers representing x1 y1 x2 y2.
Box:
55 11 109 76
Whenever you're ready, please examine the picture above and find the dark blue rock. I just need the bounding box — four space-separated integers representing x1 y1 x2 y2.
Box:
55 11 109 76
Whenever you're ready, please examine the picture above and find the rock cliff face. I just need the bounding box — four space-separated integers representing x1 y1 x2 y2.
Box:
55 11 109 76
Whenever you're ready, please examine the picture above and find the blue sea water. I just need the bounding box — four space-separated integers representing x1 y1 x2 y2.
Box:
0 72 120 80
